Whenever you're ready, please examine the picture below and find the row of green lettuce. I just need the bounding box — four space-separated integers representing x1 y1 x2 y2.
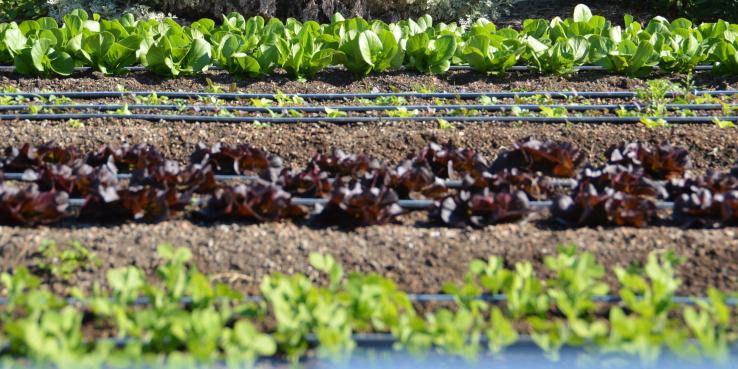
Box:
0 243 736 368
1 4 738 79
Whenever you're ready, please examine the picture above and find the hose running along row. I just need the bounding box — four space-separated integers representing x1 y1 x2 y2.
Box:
1 103 736 113
0 171 580 189
60 197 674 210
4 113 738 124
1 291 732 307
2 90 737 101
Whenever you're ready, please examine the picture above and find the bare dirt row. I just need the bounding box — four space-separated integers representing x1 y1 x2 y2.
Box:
1 214 736 297
3 119 738 172
3 69 738 95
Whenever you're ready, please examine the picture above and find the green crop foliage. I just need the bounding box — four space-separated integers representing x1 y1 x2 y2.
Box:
326 16 404 76
1 4 738 78
0 244 737 367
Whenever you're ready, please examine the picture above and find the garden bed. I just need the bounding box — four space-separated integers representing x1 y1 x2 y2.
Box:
3 119 738 172
3 69 738 95
2 215 738 297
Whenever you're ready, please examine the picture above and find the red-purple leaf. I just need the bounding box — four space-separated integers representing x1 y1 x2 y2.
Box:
490 138 584 177
0 184 69 226
430 189 530 228
198 183 306 222
314 184 402 228
606 142 690 180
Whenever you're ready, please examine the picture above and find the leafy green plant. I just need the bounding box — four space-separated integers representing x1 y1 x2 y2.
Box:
139 20 211 77
437 118 454 129
713 117 736 128
386 107 419 118
276 20 334 81
604 252 686 362
539 106 568 118
67 119 84 128
328 18 403 76
324 107 348 117
34 241 101 281
274 90 304 106
406 32 457 74
212 32 280 78
0 0 47 24
641 117 669 128
133 92 168 105
13 37 75 76
76 31 142 75
463 23 525 75
683 288 735 362
712 38 738 75
525 35 589 75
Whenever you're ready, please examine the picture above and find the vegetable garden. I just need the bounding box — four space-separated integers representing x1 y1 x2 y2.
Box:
2 2 738 368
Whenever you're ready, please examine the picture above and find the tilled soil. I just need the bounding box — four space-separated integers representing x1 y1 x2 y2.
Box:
3 120 738 172
2 70 738 296
3 69 738 95
1 214 737 296
2 119 738 295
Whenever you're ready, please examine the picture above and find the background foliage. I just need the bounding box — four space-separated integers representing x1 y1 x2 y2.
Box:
1 0 513 23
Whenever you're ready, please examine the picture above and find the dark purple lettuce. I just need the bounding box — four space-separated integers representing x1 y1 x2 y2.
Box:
430 189 530 228
606 142 690 180
389 160 448 199
2 143 81 172
666 171 738 201
24 164 120 197
413 142 488 180
190 143 282 178
198 184 306 222
0 184 69 226
490 138 584 178
308 150 384 178
578 165 667 198
276 167 334 198
464 169 553 200
86 144 165 173
79 185 172 223
552 185 656 227
673 189 738 228
314 184 402 228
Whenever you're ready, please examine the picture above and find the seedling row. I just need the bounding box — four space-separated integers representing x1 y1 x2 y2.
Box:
1 139 737 228
2 83 736 126
1 244 736 366
3 4 738 78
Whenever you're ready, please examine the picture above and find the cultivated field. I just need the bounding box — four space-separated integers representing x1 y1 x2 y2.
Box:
1 2 738 368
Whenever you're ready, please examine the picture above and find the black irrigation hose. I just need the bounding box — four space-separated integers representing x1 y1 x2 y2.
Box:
0 292 734 307
1 103 736 113
0 172 579 189
3 112 738 124
61 197 675 210
2 89 737 101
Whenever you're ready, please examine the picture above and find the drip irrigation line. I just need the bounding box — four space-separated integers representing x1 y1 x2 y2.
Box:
3 112 738 124
0 171 578 189
2 89 736 101
1 103 735 113
83 333 541 350
61 197 675 210
60 197 552 209
0 171 252 181
1 292 734 307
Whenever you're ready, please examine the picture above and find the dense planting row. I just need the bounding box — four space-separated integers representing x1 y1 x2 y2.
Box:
1 140 737 228
2 4 738 78
1 244 735 367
